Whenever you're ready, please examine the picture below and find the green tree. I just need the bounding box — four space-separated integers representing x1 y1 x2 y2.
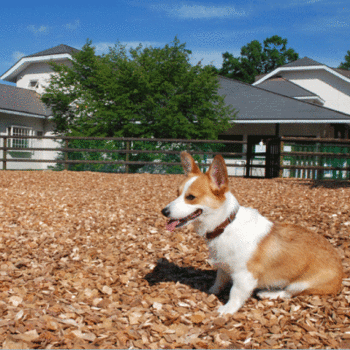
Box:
42 37 234 139
338 50 350 70
42 38 234 173
219 35 299 84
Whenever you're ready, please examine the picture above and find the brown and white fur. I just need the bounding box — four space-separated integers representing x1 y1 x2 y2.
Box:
161 152 343 315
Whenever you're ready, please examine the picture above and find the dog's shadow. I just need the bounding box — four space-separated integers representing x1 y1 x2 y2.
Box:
144 258 232 304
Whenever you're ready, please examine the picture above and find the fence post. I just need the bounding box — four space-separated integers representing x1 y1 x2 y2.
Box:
279 138 284 178
3 136 7 170
245 144 251 178
316 142 322 180
125 141 130 174
64 139 69 171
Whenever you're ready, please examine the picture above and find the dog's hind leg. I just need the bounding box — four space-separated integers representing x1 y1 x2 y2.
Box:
256 290 292 299
256 281 310 299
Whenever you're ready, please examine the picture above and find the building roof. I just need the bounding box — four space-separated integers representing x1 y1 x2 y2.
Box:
254 57 324 82
333 68 350 79
1 44 79 83
218 75 350 123
0 83 51 118
254 56 350 86
256 77 317 98
25 44 80 58
282 57 323 68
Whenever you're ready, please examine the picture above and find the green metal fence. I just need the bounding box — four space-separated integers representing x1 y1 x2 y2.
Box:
281 137 350 180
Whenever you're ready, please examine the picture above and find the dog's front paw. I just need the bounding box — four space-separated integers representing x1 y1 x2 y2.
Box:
217 302 241 315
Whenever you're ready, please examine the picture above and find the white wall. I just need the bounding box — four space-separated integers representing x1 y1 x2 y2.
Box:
282 70 350 115
0 113 61 170
16 59 72 94
0 58 69 169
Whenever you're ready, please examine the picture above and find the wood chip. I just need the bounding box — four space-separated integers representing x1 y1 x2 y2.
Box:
0 172 348 349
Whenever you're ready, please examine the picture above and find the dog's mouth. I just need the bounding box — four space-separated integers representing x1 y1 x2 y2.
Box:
166 209 203 232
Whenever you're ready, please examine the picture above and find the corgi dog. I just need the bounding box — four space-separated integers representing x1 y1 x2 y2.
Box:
161 152 343 315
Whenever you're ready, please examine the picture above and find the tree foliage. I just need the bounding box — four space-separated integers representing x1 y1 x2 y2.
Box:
338 50 350 70
42 37 235 140
42 38 234 173
219 35 299 84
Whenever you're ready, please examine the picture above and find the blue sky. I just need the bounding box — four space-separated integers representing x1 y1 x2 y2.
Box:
1 0 349 85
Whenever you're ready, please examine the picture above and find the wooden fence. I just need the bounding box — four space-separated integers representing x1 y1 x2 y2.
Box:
0 135 349 179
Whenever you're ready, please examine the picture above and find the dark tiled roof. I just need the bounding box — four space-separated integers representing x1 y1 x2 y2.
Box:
282 57 323 68
218 75 350 121
0 83 51 117
25 44 79 58
333 68 350 79
255 77 318 98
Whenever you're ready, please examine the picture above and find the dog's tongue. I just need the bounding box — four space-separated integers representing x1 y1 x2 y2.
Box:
166 219 179 232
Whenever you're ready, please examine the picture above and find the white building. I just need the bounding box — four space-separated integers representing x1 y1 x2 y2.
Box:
0 47 349 174
214 58 350 176
253 57 350 138
0 44 79 170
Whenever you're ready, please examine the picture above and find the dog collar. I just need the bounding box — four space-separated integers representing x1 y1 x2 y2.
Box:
205 211 236 240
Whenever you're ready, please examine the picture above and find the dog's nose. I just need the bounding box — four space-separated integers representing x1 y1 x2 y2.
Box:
161 207 170 217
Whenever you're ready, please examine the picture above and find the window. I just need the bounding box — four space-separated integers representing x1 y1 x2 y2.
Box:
7 126 33 149
28 80 39 89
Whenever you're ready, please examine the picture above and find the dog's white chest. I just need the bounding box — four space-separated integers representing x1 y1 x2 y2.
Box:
206 207 273 273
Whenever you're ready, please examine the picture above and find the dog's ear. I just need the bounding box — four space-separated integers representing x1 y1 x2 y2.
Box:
180 152 201 176
207 155 228 193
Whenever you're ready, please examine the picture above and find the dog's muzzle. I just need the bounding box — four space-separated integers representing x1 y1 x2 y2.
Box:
162 208 203 232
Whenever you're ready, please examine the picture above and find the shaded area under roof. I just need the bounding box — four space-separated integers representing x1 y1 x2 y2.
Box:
255 77 318 98
218 76 350 122
0 84 51 117
25 44 80 58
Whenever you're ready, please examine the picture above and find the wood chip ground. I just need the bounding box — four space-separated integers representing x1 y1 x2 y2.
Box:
0 171 349 349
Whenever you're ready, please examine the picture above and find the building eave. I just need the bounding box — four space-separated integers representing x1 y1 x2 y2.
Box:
253 66 350 86
0 108 48 119
232 119 350 124
0 53 73 83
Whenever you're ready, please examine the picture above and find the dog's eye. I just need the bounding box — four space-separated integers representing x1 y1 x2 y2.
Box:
186 194 196 200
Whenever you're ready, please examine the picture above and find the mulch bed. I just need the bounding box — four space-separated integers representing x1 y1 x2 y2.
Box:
0 171 349 349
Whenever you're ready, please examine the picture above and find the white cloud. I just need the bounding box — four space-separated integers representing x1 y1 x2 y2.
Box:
288 0 322 5
27 25 49 34
301 16 349 32
65 20 80 31
12 51 25 62
94 42 114 55
152 4 247 19
189 28 267 47
190 50 228 68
